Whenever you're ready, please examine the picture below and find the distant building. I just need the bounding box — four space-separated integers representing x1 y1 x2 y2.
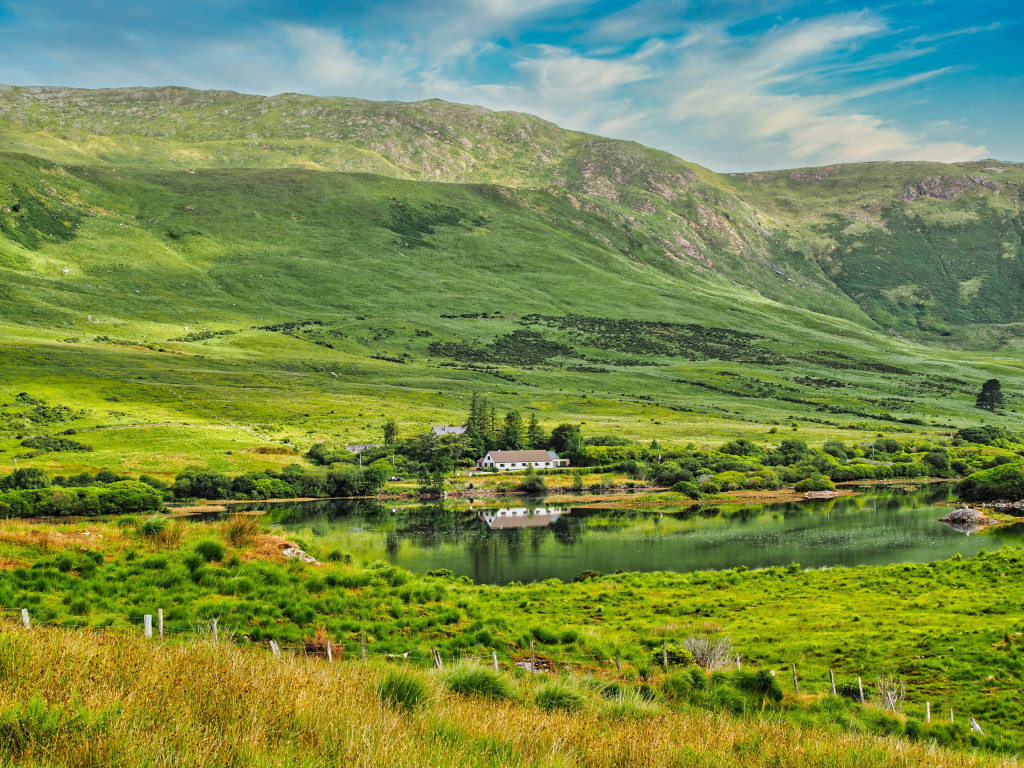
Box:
345 444 382 454
476 450 568 471
431 425 467 436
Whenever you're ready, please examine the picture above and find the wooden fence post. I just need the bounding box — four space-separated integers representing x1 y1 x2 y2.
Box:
211 618 218 643
20 608 29 629
143 614 152 639
361 632 367 663
326 638 333 664
615 651 621 675
829 669 836 696
270 640 280 658
926 701 930 723
858 676 865 705
950 707 954 723
736 654 741 671
530 640 536 673
157 608 164 640
662 639 668 669
492 651 499 673
791 663 799 694
431 647 442 670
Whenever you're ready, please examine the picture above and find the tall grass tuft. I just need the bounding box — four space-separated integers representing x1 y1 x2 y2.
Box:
194 539 225 563
535 678 587 713
602 688 663 719
221 513 264 547
378 667 432 711
440 660 517 700
140 516 167 536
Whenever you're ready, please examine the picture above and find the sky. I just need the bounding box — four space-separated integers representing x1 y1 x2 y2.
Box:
0 1 1020 172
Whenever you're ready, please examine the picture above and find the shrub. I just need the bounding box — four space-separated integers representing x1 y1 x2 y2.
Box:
682 634 735 671
958 461 1024 502
535 679 586 713
793 475 836 492
194 540 225 563
670 480 702 499
0 468 50 492
140 516 168 536
440 661 517 700
378 668 432 711
518 473 548 494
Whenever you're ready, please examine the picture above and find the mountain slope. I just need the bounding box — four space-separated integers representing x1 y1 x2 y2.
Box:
0 85 1021 470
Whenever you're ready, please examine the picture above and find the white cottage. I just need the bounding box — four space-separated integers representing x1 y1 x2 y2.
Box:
476 450 568 471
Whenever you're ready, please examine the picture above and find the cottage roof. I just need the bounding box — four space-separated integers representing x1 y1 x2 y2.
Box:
485 450 560 462
431 425 466 435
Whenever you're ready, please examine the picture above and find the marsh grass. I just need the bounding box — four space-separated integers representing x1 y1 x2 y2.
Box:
220 513 264 547
534 678 588 713
440 660 518 700
378 667 433 711
0 625 1012 768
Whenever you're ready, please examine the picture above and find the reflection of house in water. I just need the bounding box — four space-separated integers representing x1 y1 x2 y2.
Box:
477 507 569 529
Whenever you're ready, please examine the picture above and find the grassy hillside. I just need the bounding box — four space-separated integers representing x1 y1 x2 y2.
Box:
0 86 1021 473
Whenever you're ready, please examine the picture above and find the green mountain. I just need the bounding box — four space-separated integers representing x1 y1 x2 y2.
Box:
0 84 1021 473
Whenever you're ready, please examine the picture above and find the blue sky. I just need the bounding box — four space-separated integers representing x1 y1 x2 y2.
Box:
0 1 1020 171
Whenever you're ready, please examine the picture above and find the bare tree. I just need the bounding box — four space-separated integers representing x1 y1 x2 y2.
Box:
874 672 906 712
683 634 735 671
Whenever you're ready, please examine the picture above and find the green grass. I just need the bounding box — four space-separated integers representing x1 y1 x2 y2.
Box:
0 518 1022 750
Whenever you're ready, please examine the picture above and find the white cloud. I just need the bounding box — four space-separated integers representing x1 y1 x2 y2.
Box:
656 14 988 168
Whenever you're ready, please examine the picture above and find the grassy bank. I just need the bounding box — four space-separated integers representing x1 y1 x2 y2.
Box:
0 516 1022 752
0 624 1013 767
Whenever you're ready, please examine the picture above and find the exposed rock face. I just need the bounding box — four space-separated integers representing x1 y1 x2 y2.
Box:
788 166 837 182
898 175 1003 202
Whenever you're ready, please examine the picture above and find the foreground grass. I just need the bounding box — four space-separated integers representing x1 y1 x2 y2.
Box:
0 625 1013 767
1 517 1023 751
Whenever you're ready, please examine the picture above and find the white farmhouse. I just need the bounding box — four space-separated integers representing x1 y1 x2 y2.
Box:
476 450 568 471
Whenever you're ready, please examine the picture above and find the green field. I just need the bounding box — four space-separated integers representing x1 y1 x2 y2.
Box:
0 87 1021 475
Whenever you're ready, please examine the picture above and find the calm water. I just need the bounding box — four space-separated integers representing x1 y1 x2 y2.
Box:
228 484 1020 585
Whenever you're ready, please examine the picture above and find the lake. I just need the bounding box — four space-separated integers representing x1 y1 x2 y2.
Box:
228 484 1019 585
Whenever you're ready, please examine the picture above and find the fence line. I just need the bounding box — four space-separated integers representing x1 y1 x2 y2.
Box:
0 607 984 732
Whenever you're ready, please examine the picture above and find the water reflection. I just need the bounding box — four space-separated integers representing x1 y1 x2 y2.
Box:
477 507 569 528
218 484 1019 584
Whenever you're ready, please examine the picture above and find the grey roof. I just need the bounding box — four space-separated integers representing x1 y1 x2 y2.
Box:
482 450 561 462
431 425 467 435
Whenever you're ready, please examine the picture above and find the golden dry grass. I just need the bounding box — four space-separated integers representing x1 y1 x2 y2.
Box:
0 625 1014 768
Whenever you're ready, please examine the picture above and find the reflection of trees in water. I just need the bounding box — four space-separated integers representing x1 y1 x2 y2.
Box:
549 515 581 544
242 485 962 575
